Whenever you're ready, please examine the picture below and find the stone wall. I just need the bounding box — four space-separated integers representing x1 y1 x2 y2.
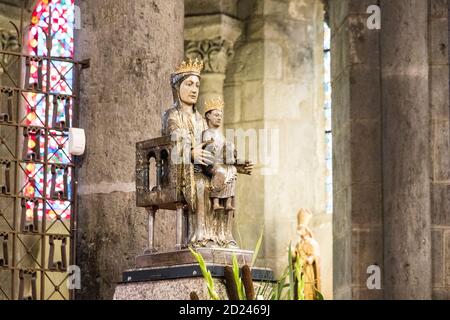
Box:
74 0 184 299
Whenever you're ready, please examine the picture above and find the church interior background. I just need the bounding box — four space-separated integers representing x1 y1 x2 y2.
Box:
0 0 448 300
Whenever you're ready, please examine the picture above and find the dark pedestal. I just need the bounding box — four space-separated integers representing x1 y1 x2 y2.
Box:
135 248 254 268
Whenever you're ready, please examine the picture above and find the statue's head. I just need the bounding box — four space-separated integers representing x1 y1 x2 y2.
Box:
297 208 312 228
204 97 224 128
178 75 200 106
170 58 203 107
297 208 313 238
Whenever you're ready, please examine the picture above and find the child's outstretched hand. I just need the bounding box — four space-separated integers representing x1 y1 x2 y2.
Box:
235 160 254 175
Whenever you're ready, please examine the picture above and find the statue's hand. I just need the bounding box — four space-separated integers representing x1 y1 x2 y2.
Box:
236 160 254 175
191 141 214 166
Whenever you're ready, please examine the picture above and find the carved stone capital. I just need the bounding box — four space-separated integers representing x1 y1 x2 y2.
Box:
184 14 242 74
185 37 234 74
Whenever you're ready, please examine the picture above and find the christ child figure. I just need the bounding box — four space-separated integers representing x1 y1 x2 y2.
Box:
201 97 237 213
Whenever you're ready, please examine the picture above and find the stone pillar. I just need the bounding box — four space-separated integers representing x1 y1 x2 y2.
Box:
380 0 432 300
224 0 331 298
329 0 383 299
184 4 242 112
429 0 450 300
74 0 184 299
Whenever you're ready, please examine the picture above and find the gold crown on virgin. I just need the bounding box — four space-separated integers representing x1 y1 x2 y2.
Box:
173 58 204 76
204 97 224 115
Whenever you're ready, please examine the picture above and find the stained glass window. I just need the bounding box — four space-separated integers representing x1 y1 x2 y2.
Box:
324 22 333 214
29 0 74 58
24 0 75 221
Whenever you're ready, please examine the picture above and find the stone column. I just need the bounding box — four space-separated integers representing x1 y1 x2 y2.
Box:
74 0 184 299
381 0 432 300
329 0 383 299
429 0 450 300
184 6 242 112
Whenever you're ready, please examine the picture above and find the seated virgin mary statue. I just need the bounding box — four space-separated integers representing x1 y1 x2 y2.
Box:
161 58 253 248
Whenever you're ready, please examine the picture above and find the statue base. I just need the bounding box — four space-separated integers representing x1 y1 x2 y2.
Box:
135 247 254 268
114 264 274 300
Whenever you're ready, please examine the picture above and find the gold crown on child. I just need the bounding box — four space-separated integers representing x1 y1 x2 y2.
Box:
204 97 224 115
173 58 204 76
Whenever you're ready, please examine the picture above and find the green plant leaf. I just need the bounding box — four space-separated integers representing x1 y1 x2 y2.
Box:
270 282 279 300
294 256 305 300
315 289 324 300
275 267 288 300
256 280 271 300
299 276 305 300
251 226 264 267
288 244 295 300
189 247 221 300
232 253 246 300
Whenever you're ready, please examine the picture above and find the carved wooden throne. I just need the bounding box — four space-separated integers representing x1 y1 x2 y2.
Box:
134 136 254 269
136 136 189 253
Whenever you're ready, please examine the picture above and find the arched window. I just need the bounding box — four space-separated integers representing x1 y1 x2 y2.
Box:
24 0 75 222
